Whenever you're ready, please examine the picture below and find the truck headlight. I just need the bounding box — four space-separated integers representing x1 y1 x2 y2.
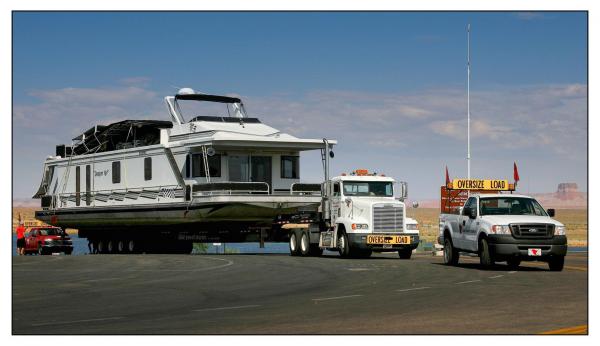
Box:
490 225 511 235
405 223 418 231
351 223 369 230
554 226 566 236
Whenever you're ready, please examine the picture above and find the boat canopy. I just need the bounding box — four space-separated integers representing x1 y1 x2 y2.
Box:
175 94 242 104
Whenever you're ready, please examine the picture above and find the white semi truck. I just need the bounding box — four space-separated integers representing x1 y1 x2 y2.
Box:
438 177 567 271
286 169 420 258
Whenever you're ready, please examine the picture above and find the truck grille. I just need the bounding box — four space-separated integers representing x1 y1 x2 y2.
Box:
373 204 404 233
509 224 554 239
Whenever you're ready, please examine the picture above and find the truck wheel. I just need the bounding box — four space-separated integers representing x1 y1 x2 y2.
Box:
507 257 521 269
299 231 311 257
289 230 300 256
338 232 351 258
479 238 494 269
443 238 459 265
309 244 323 257
117 240 126 254
107 240 115 254
97 240 106 254
398 248 412 259
37 244 45 256
127 240 137 253
548 256 565 271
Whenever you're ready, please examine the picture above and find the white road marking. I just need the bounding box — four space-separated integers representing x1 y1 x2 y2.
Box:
508 271 517 274
193 305 261 312
488 275 504 279
83 277 122 283
31 316 123 327
312 294 363 302
455 279 482 285
396 287 431 292
347 268 371 271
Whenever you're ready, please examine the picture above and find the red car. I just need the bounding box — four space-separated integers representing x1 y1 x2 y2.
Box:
24 226 73 255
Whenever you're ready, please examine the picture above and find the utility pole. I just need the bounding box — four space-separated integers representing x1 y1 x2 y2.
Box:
467 23 471 180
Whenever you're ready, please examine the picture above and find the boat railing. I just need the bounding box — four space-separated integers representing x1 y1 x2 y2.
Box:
290 183 322 196
192 182 270 196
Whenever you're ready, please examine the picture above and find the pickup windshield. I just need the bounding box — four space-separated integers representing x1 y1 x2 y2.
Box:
37 228 62 236
343 181 393 197
479 197 548 216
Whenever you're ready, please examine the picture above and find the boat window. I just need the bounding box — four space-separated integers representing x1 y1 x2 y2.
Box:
112 161 121 183
191 153 221 177
229 155 250 181
85 165 91 206
281 156 299 179
144 157 152 181
75 166 81 206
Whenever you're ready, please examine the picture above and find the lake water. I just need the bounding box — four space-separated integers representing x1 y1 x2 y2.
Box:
11 234 587 256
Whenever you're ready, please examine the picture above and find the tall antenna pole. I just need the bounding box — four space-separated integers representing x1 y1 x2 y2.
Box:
467 23 471 180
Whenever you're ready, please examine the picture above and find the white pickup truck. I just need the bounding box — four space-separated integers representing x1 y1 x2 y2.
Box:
438 193 567 271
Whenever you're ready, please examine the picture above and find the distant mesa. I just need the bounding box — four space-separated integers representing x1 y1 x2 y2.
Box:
532 182 587 209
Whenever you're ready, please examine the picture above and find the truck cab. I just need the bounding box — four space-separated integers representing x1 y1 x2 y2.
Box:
439 193 567 270
328 170 419 258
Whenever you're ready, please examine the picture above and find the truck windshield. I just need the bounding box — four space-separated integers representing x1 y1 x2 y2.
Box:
343 181 393 197
38 228 62 236
479 197 548 216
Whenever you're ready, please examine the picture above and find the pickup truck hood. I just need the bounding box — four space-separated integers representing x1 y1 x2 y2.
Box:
481 215 563 226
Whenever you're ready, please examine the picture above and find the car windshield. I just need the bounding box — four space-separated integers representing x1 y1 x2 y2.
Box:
342 181 393 197
479 197 548 216
38 228 62 236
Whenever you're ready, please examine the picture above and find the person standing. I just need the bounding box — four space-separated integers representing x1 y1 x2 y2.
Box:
16 221 26 256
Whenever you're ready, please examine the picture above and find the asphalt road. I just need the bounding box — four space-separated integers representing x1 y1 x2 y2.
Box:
12 251 588 334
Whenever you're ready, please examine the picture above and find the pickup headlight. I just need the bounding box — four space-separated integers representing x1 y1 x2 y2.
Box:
405 223 418 231
490 225 511 235
351 223 369 230
554 226 566 236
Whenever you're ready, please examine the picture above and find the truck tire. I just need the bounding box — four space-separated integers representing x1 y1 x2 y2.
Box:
443 237 459 265
289 230 300 256
37 244 45 256
338 232 351 258
117 240 126 254
398 248 412 259
548 256 565 271
127 240 138 253
507 257 521 269
299 231 310 257
479 237 494 269
97 240 106 254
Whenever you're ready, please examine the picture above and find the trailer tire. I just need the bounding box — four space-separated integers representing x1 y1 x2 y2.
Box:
338 232 351 258
117 240 126 254
107 239 116 254
398 248 412 259
299 231 311 257
479 237 494 269
97 240 106 254
548 256 565 271
289 230 300 256
443 237 459 265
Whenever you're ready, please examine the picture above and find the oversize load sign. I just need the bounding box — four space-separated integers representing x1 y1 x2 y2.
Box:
452 179 509 190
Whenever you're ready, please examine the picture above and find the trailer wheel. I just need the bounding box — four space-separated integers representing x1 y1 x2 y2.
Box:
338 232 351 258
443 237 459 265
479 237 494 269
117 240 126 254
398 248 412 259
289 230 300 256
299 232 310 257
97 240 106 254
548 256 565 271
107 240 116 254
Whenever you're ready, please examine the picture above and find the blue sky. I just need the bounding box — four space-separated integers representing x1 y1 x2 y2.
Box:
12 12 587 200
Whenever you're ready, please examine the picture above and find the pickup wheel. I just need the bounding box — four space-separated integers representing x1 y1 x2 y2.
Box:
548 256 565 271
479 238 494 269
338 232 351 258
443 237 459 265
37 244 45 256
299 231 310 257
289 230 300 256
398 248 412 259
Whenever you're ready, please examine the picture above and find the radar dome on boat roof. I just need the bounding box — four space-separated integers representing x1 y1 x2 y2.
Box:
177 87 196 95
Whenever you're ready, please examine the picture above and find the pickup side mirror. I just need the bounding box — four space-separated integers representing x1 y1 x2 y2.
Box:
547 208 555 217
469 207 477 219
459 207 464 215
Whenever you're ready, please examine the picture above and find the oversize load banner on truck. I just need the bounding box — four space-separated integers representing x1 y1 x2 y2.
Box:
452 179 509 190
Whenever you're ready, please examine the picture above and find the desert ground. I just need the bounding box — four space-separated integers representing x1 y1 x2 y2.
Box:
12 206 588 246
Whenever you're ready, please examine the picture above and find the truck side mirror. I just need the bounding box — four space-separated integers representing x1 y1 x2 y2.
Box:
459 207 464 215
397 181 408 201
469 207 477 219
547 208 555 217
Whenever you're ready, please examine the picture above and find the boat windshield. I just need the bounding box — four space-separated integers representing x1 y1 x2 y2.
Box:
342 181 393 197
479 197 548 216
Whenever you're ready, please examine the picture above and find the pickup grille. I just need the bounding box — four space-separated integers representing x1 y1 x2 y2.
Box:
509 224 554 239
373 204 404 233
